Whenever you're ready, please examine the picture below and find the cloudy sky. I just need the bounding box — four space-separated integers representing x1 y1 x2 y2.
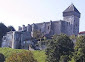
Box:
0 0 84 32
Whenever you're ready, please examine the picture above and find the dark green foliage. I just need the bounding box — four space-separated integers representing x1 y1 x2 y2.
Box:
7 26 16 32
59 55 69 62
0 53 5 62
70 35 76 40
0 23 8 46
56 34 74 55
0 23 15 47
45 34 74 62
5 51 37 62
72 36 85 62
45 40 60 62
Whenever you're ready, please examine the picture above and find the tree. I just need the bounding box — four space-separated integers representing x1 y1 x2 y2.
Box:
0 23 8 46
46 40 60 62
45 34 74 62
0 53 5 62
59 55 69 62
7 26 16 32
72 36 85 62
70 35 77 41
52 34 58 39
32 30 43 40
6 51 37 62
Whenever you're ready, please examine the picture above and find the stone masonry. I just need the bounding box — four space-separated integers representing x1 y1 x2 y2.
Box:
2 4 81 49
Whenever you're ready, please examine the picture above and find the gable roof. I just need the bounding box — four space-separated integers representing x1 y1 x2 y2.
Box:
63 4 80 14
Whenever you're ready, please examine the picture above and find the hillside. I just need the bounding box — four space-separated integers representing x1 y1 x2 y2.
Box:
0 48 46 62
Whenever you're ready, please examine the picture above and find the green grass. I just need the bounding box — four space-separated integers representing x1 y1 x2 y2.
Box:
0 47 46 62
32 51 46 62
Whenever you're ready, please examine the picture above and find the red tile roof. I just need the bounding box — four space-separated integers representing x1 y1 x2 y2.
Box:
79 31 85 34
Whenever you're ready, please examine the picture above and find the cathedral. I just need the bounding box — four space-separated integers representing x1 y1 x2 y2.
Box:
2 4 81 49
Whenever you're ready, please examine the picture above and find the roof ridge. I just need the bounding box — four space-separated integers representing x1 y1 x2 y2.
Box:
63 4 80 14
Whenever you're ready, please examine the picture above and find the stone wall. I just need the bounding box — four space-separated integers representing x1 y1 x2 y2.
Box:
52 21 61 35
2 31 13 48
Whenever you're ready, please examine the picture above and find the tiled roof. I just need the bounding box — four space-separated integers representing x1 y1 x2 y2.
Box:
79 31 85 34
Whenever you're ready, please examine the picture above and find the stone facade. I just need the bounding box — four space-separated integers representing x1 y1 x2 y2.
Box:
18 4 80 36
63 4 80 35
2 31 32 49
2 4 81 49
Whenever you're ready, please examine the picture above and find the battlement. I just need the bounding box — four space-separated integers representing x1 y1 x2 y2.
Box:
2 4 81 50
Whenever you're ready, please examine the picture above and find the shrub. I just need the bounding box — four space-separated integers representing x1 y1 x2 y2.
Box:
0 53 5 62
0 48 46 62
5 51 37 62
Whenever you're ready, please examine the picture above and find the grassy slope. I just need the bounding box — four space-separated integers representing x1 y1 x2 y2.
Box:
32 51 46 62
0 48 46 62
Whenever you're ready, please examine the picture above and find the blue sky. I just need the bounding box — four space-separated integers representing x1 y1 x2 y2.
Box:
0 0 84 32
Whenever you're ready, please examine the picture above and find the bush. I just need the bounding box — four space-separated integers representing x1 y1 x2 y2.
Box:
0 48 46 62
5 51 37 62
0 53 5 62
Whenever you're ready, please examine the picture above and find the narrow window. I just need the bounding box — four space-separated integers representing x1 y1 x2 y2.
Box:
48 26 49 29
40 29 41 32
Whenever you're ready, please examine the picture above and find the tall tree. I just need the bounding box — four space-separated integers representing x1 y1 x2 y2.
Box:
73 36 85 62
0 23 8 46
7 26 16 32
45 34 74 62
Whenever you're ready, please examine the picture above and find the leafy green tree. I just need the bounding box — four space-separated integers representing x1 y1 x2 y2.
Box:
0 23 8 46
33 30 44 46
72 36 85 62
52 34 58 39
45 34 74 62
6 51 37 62
59 55 69 62
70 35 76 40
0 53 5 62
46 40 60 62
32 30 43 40
7 26 16 32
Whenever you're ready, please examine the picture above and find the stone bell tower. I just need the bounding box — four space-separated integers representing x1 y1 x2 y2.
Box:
63 4 81 36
